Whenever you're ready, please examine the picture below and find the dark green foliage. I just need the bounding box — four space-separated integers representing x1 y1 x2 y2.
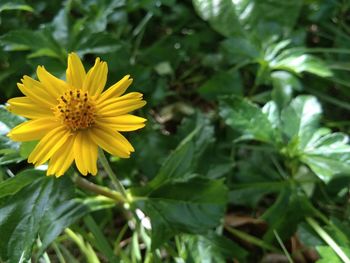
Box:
1 0 350 262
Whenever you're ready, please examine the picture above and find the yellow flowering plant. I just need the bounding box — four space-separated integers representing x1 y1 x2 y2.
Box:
7 53 146 177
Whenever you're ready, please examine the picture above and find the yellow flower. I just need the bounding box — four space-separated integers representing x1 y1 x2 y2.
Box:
7 53 146 177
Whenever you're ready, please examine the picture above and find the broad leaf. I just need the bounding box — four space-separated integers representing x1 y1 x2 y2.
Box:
182 232 247 262
192 0 244 38
198 71 242 100
0 105 24 165
301 132 350 182
193 0 303 38
132 178 228 249
271 71 302 109
0 171 91 262
148 117 214 189
219 96 277 143
271 49 333 77
316 246 350 263
281 95 322 150
0 169 38 199
261 188 315 243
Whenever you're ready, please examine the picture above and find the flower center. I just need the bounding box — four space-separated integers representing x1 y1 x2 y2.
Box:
54 89 96 131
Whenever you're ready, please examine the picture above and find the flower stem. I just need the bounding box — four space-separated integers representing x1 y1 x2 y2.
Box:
306 217 350 263
74 175 126 203
224 224 280 252
98 149 128 199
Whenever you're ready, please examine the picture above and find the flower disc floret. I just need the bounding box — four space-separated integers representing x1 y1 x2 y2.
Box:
54 89 96 131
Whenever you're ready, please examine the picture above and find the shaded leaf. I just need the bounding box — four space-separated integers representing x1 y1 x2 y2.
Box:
198 71 242 100
148 117 214 189
132 178 228 249
183 232 247 262
261 188 315 243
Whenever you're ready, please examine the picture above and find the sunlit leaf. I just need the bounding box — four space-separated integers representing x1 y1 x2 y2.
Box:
0 171 91 262
219 96 278 143
281 95 322 150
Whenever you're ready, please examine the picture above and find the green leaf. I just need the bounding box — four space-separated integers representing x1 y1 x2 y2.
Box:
220 37 259 64
262 101 280 129
192 0 245 38
132 178 228 249
0 171 91 262
219 96 276 143
272 50 333 77
148 117 214 189
193 0 303 38
0 105 23 130
0 0 34 13
261 188 315 243
183 232 247 262
0 169 39 199
271 71 302 109
0 30 64 61
198 71 242 100
281 95 322 150
316 246 350 263
0 105 24 164
301 132 350 182
83 215 118 262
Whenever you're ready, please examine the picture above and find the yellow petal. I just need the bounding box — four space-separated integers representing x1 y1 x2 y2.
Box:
66 53 86 89
19 76 56 107
47 136 75 177
8 118 60 142
83 58 108 96
97 92 143 108
73 130 98 176
28 126 71 166
97 92 146 117
7 97 53 119
97 75 133 103
36 66 68 98
90 126 134 158
96 114 146 131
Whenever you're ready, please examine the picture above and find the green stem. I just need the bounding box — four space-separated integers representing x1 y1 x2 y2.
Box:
224 225 281 253
51 242 66 263
74 175 126 203
98 149 128 199
306 217 350 263
273 230 294 263
64 228 100 263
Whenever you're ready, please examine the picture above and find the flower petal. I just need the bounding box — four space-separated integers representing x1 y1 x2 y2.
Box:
73 130 98 176
97 75 133 103
28 126 71 166
83 58 108 96
19 76 57 107
7 97 54 119
8 118 60 142
90 126 134 158
66 53 86 89
97 92 146 117
96 114 146 131
47 136 75 177
37 66 69 98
